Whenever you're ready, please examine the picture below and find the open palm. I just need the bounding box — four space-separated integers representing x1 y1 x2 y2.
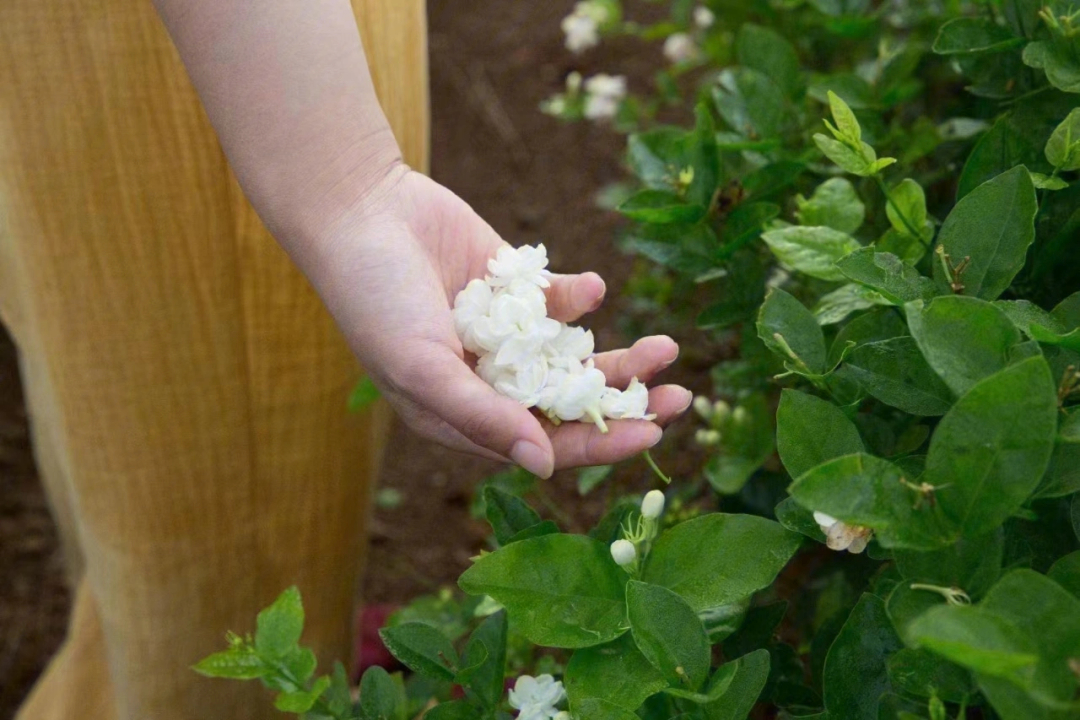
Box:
313 166 690 477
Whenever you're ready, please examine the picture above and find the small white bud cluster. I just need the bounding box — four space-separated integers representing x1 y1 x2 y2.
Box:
561 1 611 53
813 511 872 554
610 490 666 569
661 5 714 65
453 244 654 432
583 74 627 121
693 396 736 447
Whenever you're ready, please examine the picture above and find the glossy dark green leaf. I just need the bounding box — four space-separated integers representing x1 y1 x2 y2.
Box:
572 698 640 720
822 594 903 718
933 17 1024 55
423 699 482 720
837 248 936 305
887 647 974 703
906 295 1022 396
886 582 948 645
274 676 330 714
761 226 861 282
908 604 1038 685
893 529 1004 600
379 622 459 681
627 581 711 690
360 666 403 720
931 166 1037 300
844 337 955 416
714 67 787 139
776 389 863 479
459 610 507 710
924 357 1058 538
813 283 890 326
1048 551 1080 600
736 24 804 99
458 534 629 648
642 513 801 612
757 288 827 374
699 650 771 720
1024 39 1080 94
565 632 667 713
483 486 543 546
789 453 952 549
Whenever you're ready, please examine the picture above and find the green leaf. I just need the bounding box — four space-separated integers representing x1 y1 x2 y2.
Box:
255 586 305 660
348 376 381 412
886 179 931 241
908 605 1038 685
761 226 862 282
642 513 801 612
789 453 952 549
894 529 1004 600
714 67 787 139
826 89 861 142
887 582 949 645
736 24 803 100
483 486 543 546
578 465 613 495
378 622 459 681
887 647 975 703
1031 172 1070 190
925 357 1058 538
1047 109 1080 171
565 632 667 713
775 496 825 542
978 569 1080 707
823 594 904 718
828 308 908 365
813 133 878 176
572 698 640 720
721 601 787 660
192 647 270 680
459 610 507 710
458 534 629 648
274 676 330 714
757 288 828 374
837 248 936 305
906 296 1022 396
932 166 1038 300
627 128 687 191
360 666 403 720
618 189 707 224
776 389 863 479
1024 40 1080 94
698 649 771 720
796 178 865 234
627 581 711 690
322 662 355 718
1048 551 1080 600
932 17 1024 55
280 646 317 685
813 283 890 326
1036 440 1080 499
844 337 955 416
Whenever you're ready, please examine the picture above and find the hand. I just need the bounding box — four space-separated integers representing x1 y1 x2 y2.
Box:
308 164 692 478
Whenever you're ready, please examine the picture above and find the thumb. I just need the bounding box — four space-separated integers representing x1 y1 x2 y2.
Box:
420 347 555 478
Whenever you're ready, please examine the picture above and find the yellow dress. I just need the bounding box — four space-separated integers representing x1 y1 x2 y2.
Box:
0 1 428 717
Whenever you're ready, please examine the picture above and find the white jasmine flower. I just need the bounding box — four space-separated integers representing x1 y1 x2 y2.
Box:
477 353 514 388
693 6 715 28
488 244 552 289
551 359 608 428
452 279 494 354
471 293 551 356
494 317 562 369
599 377 654 420
509 674 566 720
504 279 549 318
545 325 595 365
641 490 665 519
561 11 599 54
610 539 637 566
495 358 550 408
813 512 872 554
583 74 627 121
663 32 699 64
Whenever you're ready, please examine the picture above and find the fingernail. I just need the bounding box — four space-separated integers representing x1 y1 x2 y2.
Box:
511 440 554 479
648 426 663 447
677 390 693 415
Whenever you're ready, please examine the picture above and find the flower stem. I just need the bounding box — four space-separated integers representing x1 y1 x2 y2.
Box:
643 449 672 485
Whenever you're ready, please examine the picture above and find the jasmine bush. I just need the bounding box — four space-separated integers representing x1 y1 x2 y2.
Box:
196 1 1080 718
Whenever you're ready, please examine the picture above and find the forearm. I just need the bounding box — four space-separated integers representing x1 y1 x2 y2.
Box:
153 0 401 260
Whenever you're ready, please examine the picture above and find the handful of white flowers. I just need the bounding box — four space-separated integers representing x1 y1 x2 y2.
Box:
452 243 653 432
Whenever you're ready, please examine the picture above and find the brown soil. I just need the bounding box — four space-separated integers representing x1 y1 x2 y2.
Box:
0 1 696 716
